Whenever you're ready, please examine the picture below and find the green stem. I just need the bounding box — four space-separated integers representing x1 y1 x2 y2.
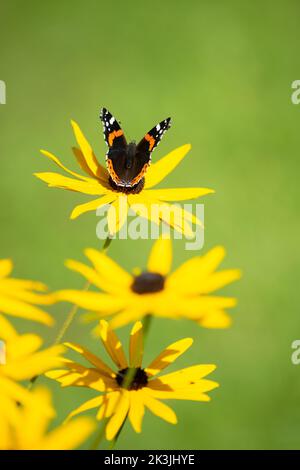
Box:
54 280 90 345
142 314 152 339
90 419 108 450
108 315 153 450
29 235 112 390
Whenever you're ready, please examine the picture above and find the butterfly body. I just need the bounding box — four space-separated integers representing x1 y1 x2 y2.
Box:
100 108 171 189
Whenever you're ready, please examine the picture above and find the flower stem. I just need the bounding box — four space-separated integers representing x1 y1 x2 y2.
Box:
90 419 108 450
54 280 90 345
142 314 152 339
29 235 113 390
108 314 153 449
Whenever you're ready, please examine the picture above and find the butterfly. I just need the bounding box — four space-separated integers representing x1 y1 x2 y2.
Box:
100 108 171 188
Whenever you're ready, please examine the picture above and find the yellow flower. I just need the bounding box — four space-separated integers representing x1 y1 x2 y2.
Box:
0 314 64 421
34 120 214 235
46 320 218 440
0 386 95 449
0 258 54 326
55 238 241 329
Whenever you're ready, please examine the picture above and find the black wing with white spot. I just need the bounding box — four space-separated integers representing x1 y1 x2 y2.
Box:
100 107 127 149
136 117 171 157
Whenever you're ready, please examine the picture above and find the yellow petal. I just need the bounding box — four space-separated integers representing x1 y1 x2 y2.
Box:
145 338 193 377
0 313 17 341
84 248 132 289
65 257 128 295
0 293 53 325
64 259 109 291
0 393 21 433
46 362 115 391
0 376 33 405
37 417 95 450
147 237 172 276
147 390 211 402
0 259 13 278
167 246 226 294
106 391 130 440
7 333 42 361
128 195 161 227
128 390 145 433
129 322 143 368
70 193 115 220
34 172 105 195
142 390 177 424
72 146 109 182
198 269 242 294
3 345 65 381
98 320 128 369
0 278 47 292
198 310 232 328
67 396 105 420
153 202 195 237
18 387 54 448
107 195 128 236
151 364 216 388
147 379 219 400
96 391 120 420
40 149 90 181
109 307 145 330
64 342 115 377
176 296 237 318
129 193 195 236
145 144 191 189
0 283 54 306
55 290 125 313
71 120 103 179
144 187 214 201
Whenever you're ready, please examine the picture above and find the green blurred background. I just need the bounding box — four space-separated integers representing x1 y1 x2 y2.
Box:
1 0 300 450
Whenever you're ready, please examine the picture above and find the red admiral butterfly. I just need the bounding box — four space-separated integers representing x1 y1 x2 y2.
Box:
100 108 171 190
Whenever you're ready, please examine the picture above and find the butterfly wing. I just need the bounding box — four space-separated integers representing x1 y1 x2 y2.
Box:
100 107 127 149
130 117 172 186
100 110 171 188
136 117 171 158
100 107 128 185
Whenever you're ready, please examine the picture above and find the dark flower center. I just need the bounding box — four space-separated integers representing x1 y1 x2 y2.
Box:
131 271 165 294
108 176 145 194
116 367 148 390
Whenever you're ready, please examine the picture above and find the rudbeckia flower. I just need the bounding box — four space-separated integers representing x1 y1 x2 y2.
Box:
34 120 214 235
0 314 64 422
0 386 95 450
0 258 54 326
46 320 218 440
55 238 241 329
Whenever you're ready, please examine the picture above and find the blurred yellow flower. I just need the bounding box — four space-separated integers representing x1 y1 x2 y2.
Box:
34 120 214 235
0 258 54 326
0 314 64 421
55 238 241 329
46 320 218 440
0 386 95 449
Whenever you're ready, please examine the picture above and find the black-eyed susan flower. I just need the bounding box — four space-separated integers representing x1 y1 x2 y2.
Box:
0 314 64 420
55 238 241 329
0 258 54 326
0 386 95 450
46 320 218 440
34 120 214 235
